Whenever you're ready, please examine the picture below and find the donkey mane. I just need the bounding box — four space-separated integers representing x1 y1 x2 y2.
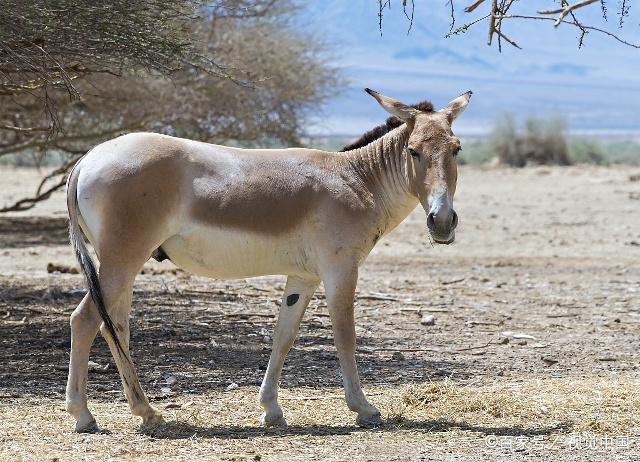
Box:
340 100 434 152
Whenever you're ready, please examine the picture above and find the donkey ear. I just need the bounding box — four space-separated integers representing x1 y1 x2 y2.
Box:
365 88 420 121
440 91 473 123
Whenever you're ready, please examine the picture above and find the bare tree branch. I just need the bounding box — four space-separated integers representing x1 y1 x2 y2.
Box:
487 0 498 46
538 0 599 27
465 0 487 13
387 0 638 50
403 0 416 34
0 124 50 132
0 173 67 212
495 28 521 49
447 0 456 33
0 1 341 213
495 14 640 49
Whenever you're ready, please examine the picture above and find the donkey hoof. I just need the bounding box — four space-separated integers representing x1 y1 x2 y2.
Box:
142 412 165 426
356 411 384 428
260 412 288 428
74 419 102 434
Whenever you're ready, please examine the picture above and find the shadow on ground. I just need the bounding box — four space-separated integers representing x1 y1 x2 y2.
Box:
139 419 571 440
0 216 68 249
0 280 467 400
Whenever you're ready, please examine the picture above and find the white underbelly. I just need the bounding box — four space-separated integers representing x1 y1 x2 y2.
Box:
161 224 313 279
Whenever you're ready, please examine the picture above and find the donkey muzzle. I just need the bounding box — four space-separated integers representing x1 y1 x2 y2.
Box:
427 196 458 244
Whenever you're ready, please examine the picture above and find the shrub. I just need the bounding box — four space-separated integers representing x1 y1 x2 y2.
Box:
569 139 607 165
490 114 571 167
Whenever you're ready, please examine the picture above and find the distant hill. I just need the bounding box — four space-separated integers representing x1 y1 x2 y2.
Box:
303 1 640 137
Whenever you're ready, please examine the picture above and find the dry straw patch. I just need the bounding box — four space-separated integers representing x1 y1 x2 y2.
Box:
395 377 640 435
1 377 639 461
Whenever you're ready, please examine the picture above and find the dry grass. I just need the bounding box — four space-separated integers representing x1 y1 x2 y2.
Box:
397 377 640 435
1 376 639 461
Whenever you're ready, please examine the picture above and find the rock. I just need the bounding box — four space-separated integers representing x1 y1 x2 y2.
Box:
46 262 79 274
160 386 172 393
88 361 109 373
391 351 406 361
541 357 558 366
165 375 178 386
226 382 239 390
498 337 510 345
420 315 436 326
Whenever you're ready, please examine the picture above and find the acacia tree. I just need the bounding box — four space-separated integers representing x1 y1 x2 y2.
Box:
0 0 338 212
381 0 638 50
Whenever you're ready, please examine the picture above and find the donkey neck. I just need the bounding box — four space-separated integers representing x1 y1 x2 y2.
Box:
343 124 419 227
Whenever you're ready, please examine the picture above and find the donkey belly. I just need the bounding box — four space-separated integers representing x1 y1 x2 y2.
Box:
161 225 312 279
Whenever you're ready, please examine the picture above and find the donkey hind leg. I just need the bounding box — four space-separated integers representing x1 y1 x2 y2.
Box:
66 293 102 433
324 265 382 428
98 263 164 426
259 275 320 427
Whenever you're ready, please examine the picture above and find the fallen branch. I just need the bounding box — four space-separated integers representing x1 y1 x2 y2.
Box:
357 292 399 301
358 339 494 354
361 347 442 353
455 339 494 352
281 392 383 401
441 277 466 285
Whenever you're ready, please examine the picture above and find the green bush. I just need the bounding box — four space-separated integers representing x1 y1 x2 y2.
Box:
568 139 607 165
490 114 571 167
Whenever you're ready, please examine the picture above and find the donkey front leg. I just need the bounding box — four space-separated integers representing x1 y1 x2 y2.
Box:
324 265 382 427
259 275 319 427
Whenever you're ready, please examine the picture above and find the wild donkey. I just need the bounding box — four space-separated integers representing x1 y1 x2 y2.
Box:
65 89 471 432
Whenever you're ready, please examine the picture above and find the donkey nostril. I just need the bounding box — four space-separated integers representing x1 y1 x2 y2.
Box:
427 212 436 231
451 210 458 229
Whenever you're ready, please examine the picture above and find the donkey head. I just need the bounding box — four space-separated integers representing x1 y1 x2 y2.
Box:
365 88 472 244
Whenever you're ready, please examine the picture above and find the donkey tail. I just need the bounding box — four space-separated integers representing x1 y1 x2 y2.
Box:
66 159 126 358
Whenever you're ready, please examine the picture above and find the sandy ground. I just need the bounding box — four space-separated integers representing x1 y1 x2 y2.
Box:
0 164 639 461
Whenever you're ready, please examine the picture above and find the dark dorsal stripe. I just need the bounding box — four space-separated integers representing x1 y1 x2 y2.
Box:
340 100 434 152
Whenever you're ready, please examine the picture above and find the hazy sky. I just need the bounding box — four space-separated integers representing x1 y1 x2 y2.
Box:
304 1 640 136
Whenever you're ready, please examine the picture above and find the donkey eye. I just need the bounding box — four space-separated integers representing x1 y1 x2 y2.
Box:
408 148 420 159
454 146 462 156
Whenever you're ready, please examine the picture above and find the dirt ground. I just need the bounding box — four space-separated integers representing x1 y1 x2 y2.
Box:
1 164 639 461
